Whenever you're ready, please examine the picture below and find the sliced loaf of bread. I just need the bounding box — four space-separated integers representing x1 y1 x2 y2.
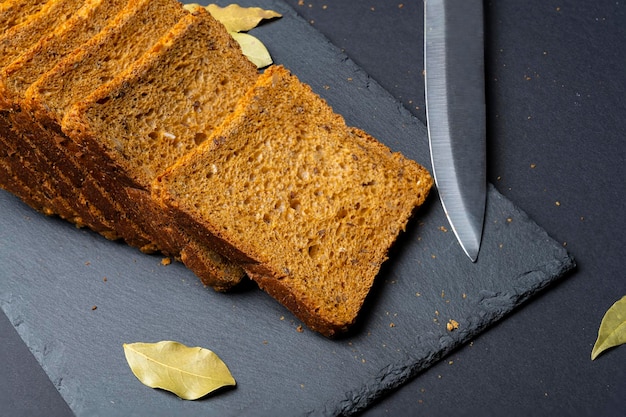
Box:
19 0 188 252
0 0 155 245
156 65 433 335
61 8 258 289
0 0 120 235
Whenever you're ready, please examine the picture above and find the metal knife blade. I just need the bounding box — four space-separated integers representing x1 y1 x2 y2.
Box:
424 0 487 262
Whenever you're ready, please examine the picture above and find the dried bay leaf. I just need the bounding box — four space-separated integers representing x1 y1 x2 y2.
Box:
184 3 281 68
591 295 626 360
123 341 236 400
230 32 273 68
205 4 281 33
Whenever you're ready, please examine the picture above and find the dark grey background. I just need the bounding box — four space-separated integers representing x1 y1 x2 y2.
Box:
1 0 624 415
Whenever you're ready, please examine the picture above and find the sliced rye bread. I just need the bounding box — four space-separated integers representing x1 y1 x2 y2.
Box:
0 0 126 237
19 0 188 253
0 0 151 244
60 8 258 289
156 65 434 335
0 0 132 234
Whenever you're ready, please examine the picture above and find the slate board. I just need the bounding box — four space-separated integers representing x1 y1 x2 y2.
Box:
0 1 575 416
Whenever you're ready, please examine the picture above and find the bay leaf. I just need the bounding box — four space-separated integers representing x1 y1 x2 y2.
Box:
183 3 281 68
591 295 626 360
230 32 273 68
205 4 281 33
123 341 236 400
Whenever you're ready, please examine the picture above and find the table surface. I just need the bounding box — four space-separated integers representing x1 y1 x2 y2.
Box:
2 0 625 415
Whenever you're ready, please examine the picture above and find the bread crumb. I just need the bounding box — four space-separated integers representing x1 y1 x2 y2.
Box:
438 225 448 232
389 322 395 328
447 319 459 331
555 201 561 206
103 277 107 282
91 305 97 311
530 163 536 168
296 325 304 333
161 257 171 266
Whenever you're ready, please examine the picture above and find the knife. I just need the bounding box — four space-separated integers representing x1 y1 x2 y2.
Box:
424 0 487 262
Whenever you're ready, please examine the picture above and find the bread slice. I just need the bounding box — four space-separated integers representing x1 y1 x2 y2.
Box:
156 65 433 336
61 8 258 289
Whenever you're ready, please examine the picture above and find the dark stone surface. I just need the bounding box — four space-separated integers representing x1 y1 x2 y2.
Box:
2 0 623 415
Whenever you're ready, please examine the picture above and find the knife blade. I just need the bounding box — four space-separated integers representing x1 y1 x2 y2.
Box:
424 0 487 262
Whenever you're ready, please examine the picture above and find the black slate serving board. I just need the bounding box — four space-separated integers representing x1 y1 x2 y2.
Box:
0 1 575 416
